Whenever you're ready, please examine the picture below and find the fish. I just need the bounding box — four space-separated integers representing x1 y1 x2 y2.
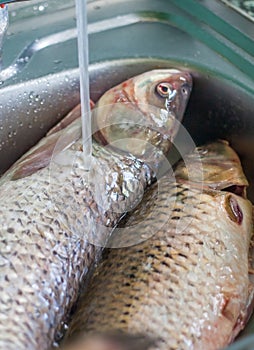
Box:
64 140 254 350
0 69 192 350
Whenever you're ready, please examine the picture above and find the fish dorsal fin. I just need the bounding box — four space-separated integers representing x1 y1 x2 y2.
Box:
3 117 81 181
47 101 94 136
1 101 95 181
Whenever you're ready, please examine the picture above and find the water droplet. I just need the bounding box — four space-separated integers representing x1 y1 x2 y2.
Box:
19 121 23 127
28 124 32 129
33 108 40 114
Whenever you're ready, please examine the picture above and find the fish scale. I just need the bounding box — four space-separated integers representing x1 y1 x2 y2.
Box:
0 69 192 350
65 141 253 350
0 139 151 350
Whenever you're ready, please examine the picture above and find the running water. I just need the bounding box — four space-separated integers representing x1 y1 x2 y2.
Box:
75 0 92 170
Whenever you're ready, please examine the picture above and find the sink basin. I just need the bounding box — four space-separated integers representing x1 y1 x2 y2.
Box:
0 0 253 348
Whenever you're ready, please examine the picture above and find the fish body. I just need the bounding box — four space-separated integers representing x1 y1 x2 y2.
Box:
0 69 192 350
65 141 254 350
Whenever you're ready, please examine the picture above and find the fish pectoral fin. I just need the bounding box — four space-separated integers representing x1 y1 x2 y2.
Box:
249 213 254 275
241 283 254 327
224 284 254 344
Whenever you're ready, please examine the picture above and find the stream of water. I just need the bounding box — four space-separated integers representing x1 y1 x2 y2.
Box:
75 0 92 171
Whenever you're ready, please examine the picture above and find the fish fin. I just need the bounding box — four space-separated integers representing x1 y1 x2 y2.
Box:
6 101 94 180
9 132 61 180
248 215 254 276
62 333 158 350
3 118 81 181
228 283 254 343
226 220 254 340
47 100 94 136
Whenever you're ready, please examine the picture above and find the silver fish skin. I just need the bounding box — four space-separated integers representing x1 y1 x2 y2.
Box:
65 140 253 350
0 69 192 350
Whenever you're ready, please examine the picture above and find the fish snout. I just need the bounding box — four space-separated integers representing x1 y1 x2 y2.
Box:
168 71 192 122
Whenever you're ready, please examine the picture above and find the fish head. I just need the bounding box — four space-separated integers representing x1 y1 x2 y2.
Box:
92 69 192 160
175 140 249 195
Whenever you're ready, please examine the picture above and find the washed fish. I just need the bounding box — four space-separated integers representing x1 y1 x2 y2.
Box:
65 140 254 350
0 69 192 350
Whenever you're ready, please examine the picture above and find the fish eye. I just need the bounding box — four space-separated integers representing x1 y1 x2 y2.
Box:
156 83 173 98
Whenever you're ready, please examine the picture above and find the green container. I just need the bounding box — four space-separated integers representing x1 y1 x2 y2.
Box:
0 0 253 348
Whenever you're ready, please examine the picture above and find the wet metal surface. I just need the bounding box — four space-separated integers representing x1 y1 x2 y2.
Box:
220 0 254 20
0 1 253 349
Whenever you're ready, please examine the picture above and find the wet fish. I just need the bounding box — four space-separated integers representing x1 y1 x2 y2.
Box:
0 69 192 350
65 140 254 350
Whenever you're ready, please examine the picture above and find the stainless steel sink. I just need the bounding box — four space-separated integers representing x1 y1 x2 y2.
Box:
0 0 253 348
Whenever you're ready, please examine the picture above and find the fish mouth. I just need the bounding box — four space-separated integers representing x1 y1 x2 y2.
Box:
170 71 192 93
168 72 192 121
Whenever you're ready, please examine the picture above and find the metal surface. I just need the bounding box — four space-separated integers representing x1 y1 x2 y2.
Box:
219 0 254 21
0 0 253 349
0 6 8 69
